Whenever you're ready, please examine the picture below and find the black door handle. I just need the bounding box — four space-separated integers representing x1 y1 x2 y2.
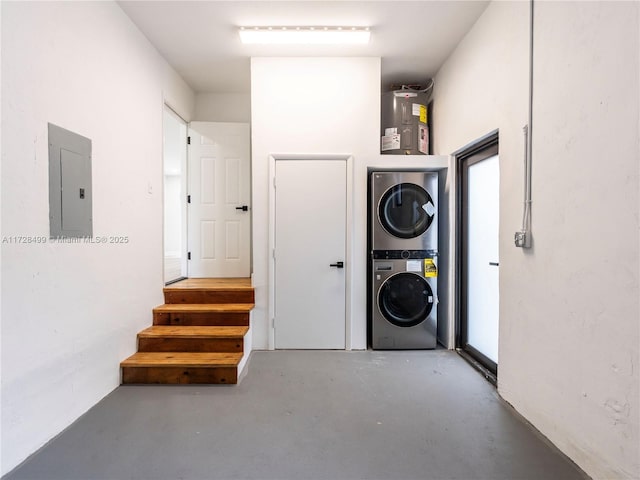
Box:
235 205 249 212
489 262 499 267
330 261 344 268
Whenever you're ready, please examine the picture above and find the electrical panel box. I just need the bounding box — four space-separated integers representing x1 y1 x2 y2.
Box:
48 123 92 238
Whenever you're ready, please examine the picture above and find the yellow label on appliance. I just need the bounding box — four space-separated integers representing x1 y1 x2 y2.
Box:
419 105 427 124
424 258 437 277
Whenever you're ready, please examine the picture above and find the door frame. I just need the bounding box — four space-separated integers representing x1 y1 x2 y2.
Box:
455 131 499 379
268 154 354 351
162 104 188 285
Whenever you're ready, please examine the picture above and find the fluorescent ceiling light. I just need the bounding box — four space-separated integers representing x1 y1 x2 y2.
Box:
239 26 370 45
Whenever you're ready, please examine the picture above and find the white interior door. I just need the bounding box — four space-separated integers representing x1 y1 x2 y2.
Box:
188 122 250 278
274 159 346 349
466 154 500 363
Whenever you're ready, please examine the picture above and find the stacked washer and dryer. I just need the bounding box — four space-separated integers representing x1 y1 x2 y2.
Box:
370 171 438 349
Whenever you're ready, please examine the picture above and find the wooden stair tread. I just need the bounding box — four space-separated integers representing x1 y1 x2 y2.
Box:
164 278 253 291
153 303 254 313
139 326 248 338
121 352 242 368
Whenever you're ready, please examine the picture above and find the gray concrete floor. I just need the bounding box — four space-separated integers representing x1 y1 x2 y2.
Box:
5 350 588 480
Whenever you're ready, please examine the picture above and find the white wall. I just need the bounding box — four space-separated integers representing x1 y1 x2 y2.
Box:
0 1 195 475
433 1 639 478
163 65 196 124
250 58 451 351
251 58 380 350
195 93 251 123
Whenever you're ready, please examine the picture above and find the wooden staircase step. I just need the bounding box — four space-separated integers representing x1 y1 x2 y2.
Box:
153 303 253 326
122 352 242 367
121 352 242 384
140 326 249 337
163 289 255 305
137 326 248 353
163 278 254 305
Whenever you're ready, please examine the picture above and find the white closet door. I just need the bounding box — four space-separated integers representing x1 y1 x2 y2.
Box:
274 159 346 349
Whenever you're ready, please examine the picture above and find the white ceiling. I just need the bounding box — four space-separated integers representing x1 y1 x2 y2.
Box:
118 1 489 94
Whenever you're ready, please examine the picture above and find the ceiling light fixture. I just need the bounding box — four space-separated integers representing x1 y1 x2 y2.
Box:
238 26 371 45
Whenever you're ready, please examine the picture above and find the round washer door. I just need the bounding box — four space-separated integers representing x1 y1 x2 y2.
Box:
378 272 434 328
378 182 435 239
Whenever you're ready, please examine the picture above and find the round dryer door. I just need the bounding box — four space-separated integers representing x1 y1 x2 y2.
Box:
378 272 434 328
378 182 435 239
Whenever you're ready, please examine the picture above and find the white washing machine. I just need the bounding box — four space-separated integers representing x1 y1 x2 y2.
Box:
371 253 437 349
371 171 438 251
